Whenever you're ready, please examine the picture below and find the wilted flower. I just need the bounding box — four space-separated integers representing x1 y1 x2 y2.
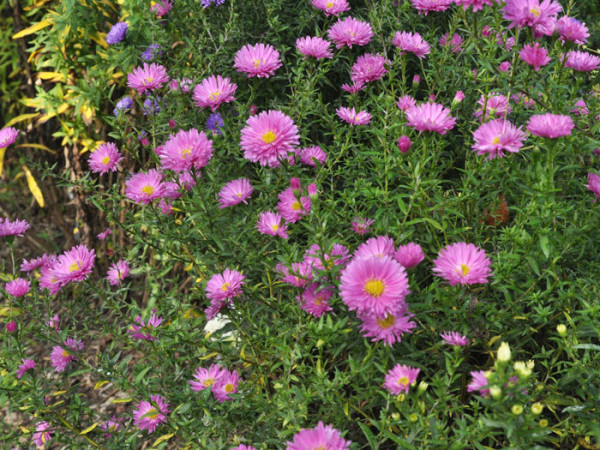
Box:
150 0 172 17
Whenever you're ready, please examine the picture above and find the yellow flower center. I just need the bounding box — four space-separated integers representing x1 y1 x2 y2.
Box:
225 383 235 393
253 59 261 68
62 350 70 357
69 261 81 272
377 314 396 329
181 147 192 159
144 77 153 85
492 137 501 145
398 376 409 386
457 264 470 276
364 279 385 297
142 185 155 196
101 155 111 165
262 131 277 144
209 90 221 101
326 1 333 7
271 224 279 231
146 408 159 420
203 377 215 387
292 201 301 211
221 282 230 291
530 8 540 18
42 434 49 444
314 296 323 306
236 192 242 197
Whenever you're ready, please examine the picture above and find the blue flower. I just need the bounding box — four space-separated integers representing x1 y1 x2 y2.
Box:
206 113 224 135
141 44 162 61
106 22 128 45
143 97 161 116
113 96 133 116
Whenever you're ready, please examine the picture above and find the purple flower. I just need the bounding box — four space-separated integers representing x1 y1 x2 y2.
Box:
206 112 225 135
106 22 128 45
0 218 30 237
440 331 469 346
113 96 133 116
141 43 162 61
0 127 19 148
143 97 161 115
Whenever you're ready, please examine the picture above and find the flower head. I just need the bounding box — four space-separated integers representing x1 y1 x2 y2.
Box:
472 119 526 159
586 172 600 201
113 96 133 116
311 0 350 16
520 43 551 71
97 228 111 240
410 0 454 15
240 110 300 167
106 260 131 285
439 33 463 53
502 0 562 37
277 186 312 223
141 43 162 61
440 331 469 346
286 421 351 449
296 36 333 59
433 242 491 286
354 236 396 260
336 106 371 126
297 283 334 317
397 95 416 112
125 169 166 205
129 314 162 341
384 364 420 394
100 416 123 438
556 16 589 44
21 253 54 272
474 93 511 121
299 146 327 166
564 50 600 72
5 278 30 297
351 53 387 84
392 32 430 59
50 337 83 372
405 102 456 134
206 113 225 135
89 143 123 174
327 17 373 49
526 114 574 138
127 63 169 95
0 217 30 237
351 217 374 235
193 75 237 112
219 178 254 208
33 421 53 448
206 268 245 302
190 364 225 392
455 0 497 12
0 126 19 148
212 369 240 402
133 394 170 433
150 0 172 17
106 21 127 45
358 304 416 346
17 358 36 378
467 370 490 396
52 245 95 284
234 43 282 78
340 255 410 318
394 243 425 269
256 211 289 238
160 128 214 171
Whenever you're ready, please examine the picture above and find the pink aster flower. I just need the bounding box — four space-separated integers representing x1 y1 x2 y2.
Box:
341 82 364 94
526 114 574 138
106 260 130 285
498 61 511 72
206 268 245 302
327 17 373 49
193 75 237 112
384 364 421 394
564 50 600 72
277 262 314 288
440 330 469 346
17 358 36 378
127 63 169 95
231 446 256 450
286 421 351 449
304 243 350 271
21 253 53 272
160 128 213 172
394 243 425 269
467 370 490 396
5 278 30 297
0 126 19 148
88 143 123 175
351 53 388 84
358 304 416 346
50 337 83 372
234 43 282 78
571 99 588 116
474 93 511 121
296 36 333 59
219 178 254 208
0 217 30 237
439 33 463 53
125 169 166 205
311 0 350 16
46 314 60 332
340 255 410 318
97 228 111 240
397 95 416 112
455 0 497 12
520 43 551 71
52 245 95 284
256 211 288 238
556 16 589 45
240 110 300 167
133 394 170 434
128 314 162 341
336 106 371 126
502 0 562 37
277 186 311 223
351 217 374 235
472 119 527 159
150 0 172 17
6 321 17 332
299 146 327 166
397 135 411 153
405 102 456 134
355 236 396 260
297 283 334 318
212 369 240 402
100 416 123 438
392 32 430 59
433 242 492 286
587 172 600 202
410 0 454 15
39 262 63 295
190 363 225 392
33 421 53 448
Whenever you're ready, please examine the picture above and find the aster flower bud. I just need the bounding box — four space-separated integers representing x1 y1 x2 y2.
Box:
514 361 532 378
556 324 567 336
511 404 523 415
531 402 544 415
497 342 511 363
489 385 502 399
